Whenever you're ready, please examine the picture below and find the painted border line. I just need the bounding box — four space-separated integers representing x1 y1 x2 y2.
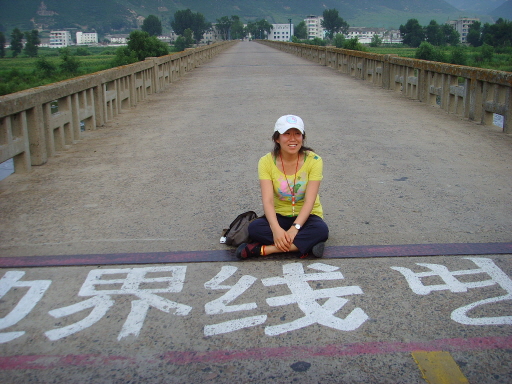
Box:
0 242 510 268
0 336 510 370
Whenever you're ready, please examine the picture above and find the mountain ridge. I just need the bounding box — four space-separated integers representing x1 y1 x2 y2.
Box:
0 0 500 34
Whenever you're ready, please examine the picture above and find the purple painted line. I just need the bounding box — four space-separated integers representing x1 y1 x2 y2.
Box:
0 242 510 268
0 336 510 370
323 242 512 258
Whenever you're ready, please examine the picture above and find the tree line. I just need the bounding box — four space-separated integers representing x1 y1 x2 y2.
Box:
0 28 41 58
399 18 512 49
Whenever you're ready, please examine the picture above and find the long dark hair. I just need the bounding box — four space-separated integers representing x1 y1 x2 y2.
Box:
272 131 314 159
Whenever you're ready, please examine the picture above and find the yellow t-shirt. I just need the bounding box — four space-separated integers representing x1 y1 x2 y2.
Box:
258 151 323 218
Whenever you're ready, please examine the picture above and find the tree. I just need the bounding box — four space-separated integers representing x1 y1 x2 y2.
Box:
24 30 40 57
246 19 273 39
425 20 443 46
142 15 162 37
126 30 169 60
191 12 210 43
399 19 424 47
172 9 210 43
294 21 308 40
467 21 482 47
10 28 23 58
321 9 349 40
174 29 194 51
231 16 246 40
0 32 5 58
216 15 245 40
441 24 459 46
369 34 382 47
481 18 512 47
216 16 232 40
172 9 195 36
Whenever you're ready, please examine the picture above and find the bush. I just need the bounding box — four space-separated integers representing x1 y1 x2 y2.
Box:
415 42 446 62
449 46 468 65
481 44 494 61
174 36 190 52
111 46 139 66
75 47 91 56
59 48 81 74
343 37 367 52
310 37 326 46
127 30 169 60
333 34 345 48
35 57 57 77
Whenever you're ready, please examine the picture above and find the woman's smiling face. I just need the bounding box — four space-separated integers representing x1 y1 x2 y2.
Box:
275 128 303 156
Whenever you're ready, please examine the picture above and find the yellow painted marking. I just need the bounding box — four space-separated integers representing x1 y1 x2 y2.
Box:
412 351 469 384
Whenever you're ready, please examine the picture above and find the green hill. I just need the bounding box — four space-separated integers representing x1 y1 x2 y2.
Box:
1 0 466 34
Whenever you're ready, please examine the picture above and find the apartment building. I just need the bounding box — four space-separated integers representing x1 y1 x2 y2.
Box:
269 24 294 41
345 27 385 43
76 32 98 45
50 30 72 48
305 15 324 39
105 34 129 45
345 27 402 44
447 17 479 43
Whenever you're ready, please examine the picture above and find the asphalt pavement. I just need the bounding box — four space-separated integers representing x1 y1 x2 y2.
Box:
0 41 511 383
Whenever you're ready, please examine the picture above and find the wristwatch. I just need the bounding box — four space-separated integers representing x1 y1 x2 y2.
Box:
293 223 301 230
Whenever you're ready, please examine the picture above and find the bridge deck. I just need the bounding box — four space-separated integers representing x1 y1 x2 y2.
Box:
0 41 511 258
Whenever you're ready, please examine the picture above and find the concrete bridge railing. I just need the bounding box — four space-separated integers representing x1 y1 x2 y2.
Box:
0 41 235 174
259 40 511 135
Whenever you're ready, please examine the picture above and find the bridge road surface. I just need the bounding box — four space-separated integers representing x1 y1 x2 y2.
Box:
0 41 511 383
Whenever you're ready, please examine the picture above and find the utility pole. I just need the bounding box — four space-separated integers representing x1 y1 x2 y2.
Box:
289 18 292 41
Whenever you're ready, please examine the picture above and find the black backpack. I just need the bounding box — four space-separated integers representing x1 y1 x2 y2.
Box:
220 211 258 247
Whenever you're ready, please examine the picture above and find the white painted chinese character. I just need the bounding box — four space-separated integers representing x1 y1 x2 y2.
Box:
262 262 368 336
204 266 266 336
391 257 512 325
0 271 51 343
45 266 192 341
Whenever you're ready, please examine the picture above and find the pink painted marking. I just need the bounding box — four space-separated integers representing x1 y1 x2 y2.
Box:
0 336 510 370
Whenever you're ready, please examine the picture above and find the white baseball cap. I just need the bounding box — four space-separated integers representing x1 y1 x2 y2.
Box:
274 115 305 134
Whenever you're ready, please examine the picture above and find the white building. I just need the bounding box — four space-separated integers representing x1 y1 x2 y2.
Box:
200 27 221 44
447 17 479 44
345 27 385 44
305 15 324 39
49 30 72 48
269 24 294 41
344 27 402 44
76 32 98 45
105 34 129 45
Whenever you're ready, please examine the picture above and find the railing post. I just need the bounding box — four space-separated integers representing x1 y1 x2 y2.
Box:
382 54 397 90
27 105 47 166
94 85 105 128
503 88 511 133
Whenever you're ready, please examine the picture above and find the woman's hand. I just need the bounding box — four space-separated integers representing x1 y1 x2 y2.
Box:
286 226 298 245
272 226 292 252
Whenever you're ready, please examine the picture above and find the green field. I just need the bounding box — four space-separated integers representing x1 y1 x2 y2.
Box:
0 47 117 96
367 46 512 72
1 45 510 96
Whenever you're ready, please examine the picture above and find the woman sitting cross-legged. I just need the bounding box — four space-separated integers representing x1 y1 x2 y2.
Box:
236 115 329 259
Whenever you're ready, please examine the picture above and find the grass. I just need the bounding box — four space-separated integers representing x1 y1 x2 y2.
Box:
1 44 510 96
366 46 512 72
0 47 117 95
